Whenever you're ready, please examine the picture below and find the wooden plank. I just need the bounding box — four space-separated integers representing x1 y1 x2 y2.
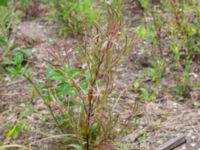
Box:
155 135 186 150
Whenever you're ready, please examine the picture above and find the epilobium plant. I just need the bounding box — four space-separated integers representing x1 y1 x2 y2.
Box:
3 5 129 149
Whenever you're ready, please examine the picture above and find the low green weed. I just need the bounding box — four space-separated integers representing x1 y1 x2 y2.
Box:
0 3 17 59
0 1 20 77
132 79 142 92
145 59 165 86
174 60 191 98
133 80 157 102
0 1 33 79
48 0 125 36
168 0 200 61
3 47 32 79
139 87 156 102
48 0 102 36
2 123 25 145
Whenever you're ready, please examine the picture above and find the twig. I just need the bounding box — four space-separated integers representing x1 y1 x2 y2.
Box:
0 144 28 150
28 134 81 149
0 79 26 88
155 135 186 150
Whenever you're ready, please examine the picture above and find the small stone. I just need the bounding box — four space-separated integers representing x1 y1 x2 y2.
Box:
180 145 186 149
157 140 163 144
187 133 192 137
191 143 196 147
189 129 193 133
173 103 177 108
4 77 11 82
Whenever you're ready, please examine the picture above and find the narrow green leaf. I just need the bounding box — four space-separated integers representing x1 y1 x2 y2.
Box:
3 60 16 65
43 93 52 103
47 66 65 81
12 124 23 139
57 82 78 95
0 37 7 48
24 103 36 116
68 144 84 150
14 53 24 64
0 0 8 7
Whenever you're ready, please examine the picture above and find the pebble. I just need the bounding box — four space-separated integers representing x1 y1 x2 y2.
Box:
173 103 177 108
157 140 163 144
189 129 194 133
190 143 196 147
187 132 192 137
4 77 11 82
180 145 186 149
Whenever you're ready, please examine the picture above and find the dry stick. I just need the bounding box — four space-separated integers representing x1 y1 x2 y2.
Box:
155 135 186 150
0 144 28 150
0 79 26 88
28 134 80 149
